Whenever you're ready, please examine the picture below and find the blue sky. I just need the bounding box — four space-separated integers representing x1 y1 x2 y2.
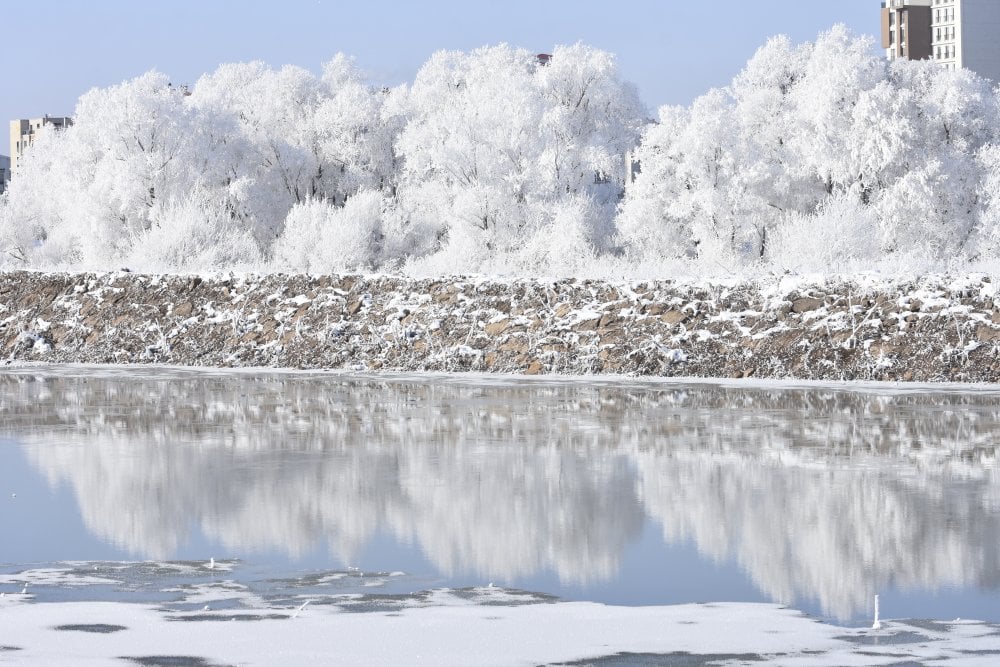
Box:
4 1 873 143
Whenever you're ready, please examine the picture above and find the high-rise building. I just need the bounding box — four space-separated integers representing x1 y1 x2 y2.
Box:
882 0 932 61
0 155 9 195
881 0 1000 81
9 116 73 174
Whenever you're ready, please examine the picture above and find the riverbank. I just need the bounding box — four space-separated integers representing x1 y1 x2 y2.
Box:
1 271 999 382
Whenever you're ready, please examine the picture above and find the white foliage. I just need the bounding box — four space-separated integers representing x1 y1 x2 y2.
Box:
125 195 263 273
272 190 385 274
3 30 1000 278
396 43 645 273
770 196 881 274
618 25 1000 275
518 195 602 276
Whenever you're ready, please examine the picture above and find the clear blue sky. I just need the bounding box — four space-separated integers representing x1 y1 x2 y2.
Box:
4 0 874 144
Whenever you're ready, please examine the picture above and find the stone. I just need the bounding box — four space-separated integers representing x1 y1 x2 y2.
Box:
525 360 544 375
660 310 687 325
598 313 620 329
975 324 1000 342
173 302 194 318
791 297 824 314
484 320 510 336
554 303 573 318
500 340 528 354
347 300 362 315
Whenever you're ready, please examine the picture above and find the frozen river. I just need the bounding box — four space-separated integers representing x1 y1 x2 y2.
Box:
1 366 999 664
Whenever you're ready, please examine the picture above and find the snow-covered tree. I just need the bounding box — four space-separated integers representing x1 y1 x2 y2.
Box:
3 31 1000 277
272 190 387 273
395 43 646 273
617 25 1000 273
0 72 224 268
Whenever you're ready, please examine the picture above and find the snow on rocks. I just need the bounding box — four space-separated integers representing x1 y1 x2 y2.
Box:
1 271 1000 382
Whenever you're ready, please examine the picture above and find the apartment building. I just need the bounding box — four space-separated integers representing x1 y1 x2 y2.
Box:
9 115 72 174
881 0 1000 81
881 0 932 61
0 155 9 195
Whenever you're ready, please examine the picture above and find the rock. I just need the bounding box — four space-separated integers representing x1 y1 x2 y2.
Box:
574 318 601 332
643 303 666 316
173 302 194 318
500 340 528 353
975 324 1000 342
484 320 509 336
598 313 620 330
0 270 997 383
791 297 824 314
660 310 687 325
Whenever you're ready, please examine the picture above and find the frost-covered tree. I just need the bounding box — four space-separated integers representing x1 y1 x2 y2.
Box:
272 190 387 273
0 72 231 268
617 25 1000 273
189 56 402 246
0 57 404 271
395 43 646 273
4 31 1000 277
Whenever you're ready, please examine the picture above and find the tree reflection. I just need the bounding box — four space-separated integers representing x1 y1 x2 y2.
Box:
1 369 998 619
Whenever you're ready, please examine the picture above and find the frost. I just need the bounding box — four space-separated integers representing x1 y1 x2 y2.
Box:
664 348 688 363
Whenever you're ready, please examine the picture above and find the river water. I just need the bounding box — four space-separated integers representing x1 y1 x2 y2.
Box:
1 366 997 626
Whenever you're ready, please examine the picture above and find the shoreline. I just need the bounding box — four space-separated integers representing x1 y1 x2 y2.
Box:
6 361 1000 395
2 270 999 383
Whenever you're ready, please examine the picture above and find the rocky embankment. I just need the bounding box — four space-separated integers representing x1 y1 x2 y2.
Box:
2 271 1000 382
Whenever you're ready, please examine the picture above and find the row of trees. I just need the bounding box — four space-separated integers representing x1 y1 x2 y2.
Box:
3 27 1000 276
619 26 1000 274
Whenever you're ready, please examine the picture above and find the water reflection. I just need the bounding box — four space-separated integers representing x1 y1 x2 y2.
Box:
1 368 998 620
